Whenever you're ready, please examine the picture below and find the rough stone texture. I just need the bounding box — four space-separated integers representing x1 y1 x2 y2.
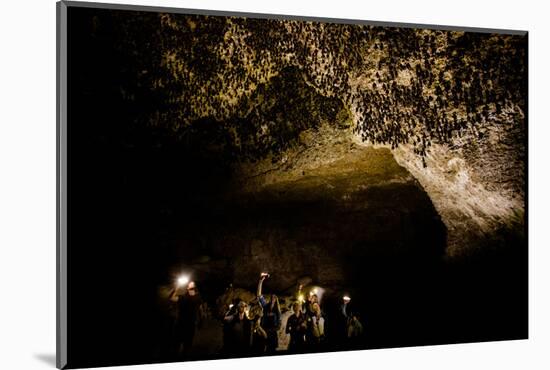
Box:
237 104 525 260
389 105 525 257
106 13 527 260
221 131 446 290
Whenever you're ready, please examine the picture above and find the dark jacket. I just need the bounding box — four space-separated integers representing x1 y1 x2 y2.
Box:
286 312 307 350
259 295 281 330
224 313 253 353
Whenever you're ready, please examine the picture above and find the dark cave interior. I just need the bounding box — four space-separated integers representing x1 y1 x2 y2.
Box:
64 6 527 368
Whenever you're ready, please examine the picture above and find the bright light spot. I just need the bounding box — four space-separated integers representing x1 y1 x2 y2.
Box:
177 275 189 287
298 294 305 303
343 295 351 302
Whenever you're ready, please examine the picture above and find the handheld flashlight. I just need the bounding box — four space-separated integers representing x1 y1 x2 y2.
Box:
229 304 234 309
343 295 351 303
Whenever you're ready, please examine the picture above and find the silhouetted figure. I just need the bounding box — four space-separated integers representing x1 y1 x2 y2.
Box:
347 312 364 348
223 301 253 355
169 281 203 357
286 302 308 353
257 274 281 353
249 303 267 354
334 296 352 346
222 300 239 354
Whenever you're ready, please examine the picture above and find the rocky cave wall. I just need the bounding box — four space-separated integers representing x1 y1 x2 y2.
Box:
389 107 525 258
103 11 526 261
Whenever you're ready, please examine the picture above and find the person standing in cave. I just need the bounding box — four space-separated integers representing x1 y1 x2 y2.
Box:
347 311 364 348
257 273 282 353
333 295 352 346
307 302 325 347
305 293 319 318
169 281 203 357
303 291 320 346
223 301 253 355
222 301 238 354
249 303 268 354
286 302 308 353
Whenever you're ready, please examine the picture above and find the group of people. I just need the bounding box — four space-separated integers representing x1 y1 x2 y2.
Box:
220 274 282 355
168 273 364 357
283 287 326 352
220 274 333 355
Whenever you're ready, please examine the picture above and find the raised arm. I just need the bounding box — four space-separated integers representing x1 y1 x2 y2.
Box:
223 312 234 323
257 275 265 297
168 286 179 303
